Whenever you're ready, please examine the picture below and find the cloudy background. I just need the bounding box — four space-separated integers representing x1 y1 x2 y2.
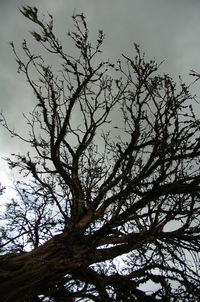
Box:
1 0 200 198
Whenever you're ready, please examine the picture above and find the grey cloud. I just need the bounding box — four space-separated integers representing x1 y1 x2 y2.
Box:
1 0 200 160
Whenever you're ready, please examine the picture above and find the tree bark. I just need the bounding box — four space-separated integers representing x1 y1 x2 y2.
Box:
0 231 91 302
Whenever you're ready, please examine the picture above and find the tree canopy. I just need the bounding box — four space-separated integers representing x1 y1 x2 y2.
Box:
0 6 200 302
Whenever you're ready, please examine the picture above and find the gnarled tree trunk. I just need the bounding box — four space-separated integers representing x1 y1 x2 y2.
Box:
0 230 93 302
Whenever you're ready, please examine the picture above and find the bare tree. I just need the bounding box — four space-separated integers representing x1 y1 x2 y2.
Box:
0 6 200 302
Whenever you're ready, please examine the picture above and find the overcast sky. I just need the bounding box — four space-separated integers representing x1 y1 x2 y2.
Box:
1 0 200 194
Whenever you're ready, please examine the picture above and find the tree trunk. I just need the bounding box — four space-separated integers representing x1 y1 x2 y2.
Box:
0 231 91 302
